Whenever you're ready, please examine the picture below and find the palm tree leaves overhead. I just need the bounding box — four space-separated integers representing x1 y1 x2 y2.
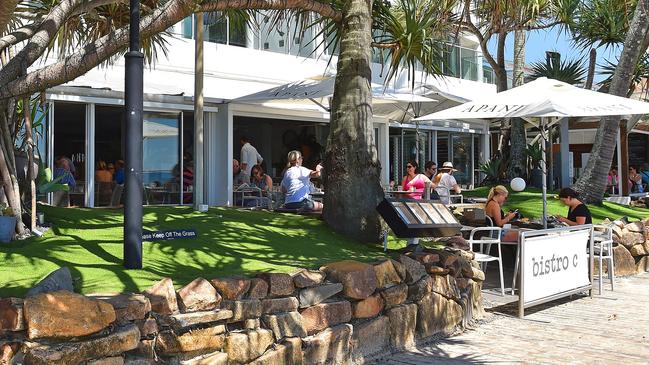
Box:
599 53 649 97
372 0 455 86
570 0 636 50
7 0 172 65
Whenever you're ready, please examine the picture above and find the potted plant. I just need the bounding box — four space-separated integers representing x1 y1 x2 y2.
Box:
525 143 544 188
478 159 501 186
0 204 16 243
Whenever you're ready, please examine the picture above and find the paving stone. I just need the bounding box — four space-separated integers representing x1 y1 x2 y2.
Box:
302 324 352 365
292 269 325 288
142 278 179 315
373 260 402 289
224 329 274 364
261 312 307 339
416 292 463 338
25 267 74 297
177 278 221 312
387 304 417 350
408 275 434 302
23 324 139 365
261 297 299 314
248 337 302 365
298 283 343 308
300 300 351 335
24 290 116 339
156 326 225 355
351 316 390 361
221 299 262 322
351 293 384 319
0 298 24 331
398 255 427 284
210 278 250 301
321 260 377 299
87 293 151 322
256 273 294 297
154 310 232 331
247 278 269 299
379 283 408 309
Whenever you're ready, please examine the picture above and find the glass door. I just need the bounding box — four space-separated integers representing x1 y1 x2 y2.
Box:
143 112 181 205
450 133 473 186
402 129 429 167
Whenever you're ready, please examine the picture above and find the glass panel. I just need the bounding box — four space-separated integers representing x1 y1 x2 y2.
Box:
436 131 449 165
389 134 401 185
402 129 429 168
204 13 227 44
405 202 433 224
229 20 247 47
460 47 478 81
95 105 124 207
258 14 287 54
450 133 472 186
181 16 193 39
182 112 195 205
143 112 180 205
53 102 86 207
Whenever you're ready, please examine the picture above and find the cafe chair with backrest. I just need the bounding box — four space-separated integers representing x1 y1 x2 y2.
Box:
593 224 615 294
469 226 505 296
486 215 522 294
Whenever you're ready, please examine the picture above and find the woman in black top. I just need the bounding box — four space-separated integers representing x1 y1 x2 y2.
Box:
556 188 592 226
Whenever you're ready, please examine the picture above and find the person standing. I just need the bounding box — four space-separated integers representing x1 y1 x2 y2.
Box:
435 162 461 204
240 136 263 176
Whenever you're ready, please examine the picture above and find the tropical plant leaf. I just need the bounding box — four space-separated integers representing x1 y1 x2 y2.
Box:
528 56 587 85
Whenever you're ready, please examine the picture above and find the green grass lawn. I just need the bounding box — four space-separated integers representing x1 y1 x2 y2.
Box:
463 187 649 222
0 206 405 297
2 189 647 297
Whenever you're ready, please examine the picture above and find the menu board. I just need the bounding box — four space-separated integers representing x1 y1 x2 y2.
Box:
406 202 433 224
392 202 418 224
420 202 457 224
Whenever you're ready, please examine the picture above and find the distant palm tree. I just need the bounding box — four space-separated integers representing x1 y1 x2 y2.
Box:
599 53 649 97
528 57 587 85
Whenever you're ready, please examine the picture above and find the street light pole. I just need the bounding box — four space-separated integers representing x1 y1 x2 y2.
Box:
124 0 144 269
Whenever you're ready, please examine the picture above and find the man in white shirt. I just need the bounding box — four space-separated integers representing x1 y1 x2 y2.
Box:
437 161 461 204
240 136 263 176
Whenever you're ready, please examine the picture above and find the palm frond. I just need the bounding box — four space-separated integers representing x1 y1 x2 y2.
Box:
528 56 587 85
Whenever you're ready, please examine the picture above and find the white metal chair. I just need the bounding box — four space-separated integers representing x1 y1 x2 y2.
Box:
435 186 464 205
469 226 505 296
593 224 615 294
485 215 521 294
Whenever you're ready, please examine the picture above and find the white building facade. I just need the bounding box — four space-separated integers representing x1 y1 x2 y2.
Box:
40 13 496 207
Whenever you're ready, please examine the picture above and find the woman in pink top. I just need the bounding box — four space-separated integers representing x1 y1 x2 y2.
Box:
401 160 432 199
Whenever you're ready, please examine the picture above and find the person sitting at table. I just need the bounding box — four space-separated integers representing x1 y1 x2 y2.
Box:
401 160 434 200
485 185 519 242
281 150 323 212
95 160 113 183
233 159 250 185
606 167 619 194
556 187 592 226
251 164 273 194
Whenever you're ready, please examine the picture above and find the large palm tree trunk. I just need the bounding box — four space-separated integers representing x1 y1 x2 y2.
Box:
508 30 527 180
0 100 24 235
574 0 649 203
323 0 383 242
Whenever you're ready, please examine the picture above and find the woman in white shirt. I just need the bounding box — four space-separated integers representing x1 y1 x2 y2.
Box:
281 150 323 211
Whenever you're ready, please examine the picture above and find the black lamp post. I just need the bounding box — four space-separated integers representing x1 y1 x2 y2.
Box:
124 0 144 269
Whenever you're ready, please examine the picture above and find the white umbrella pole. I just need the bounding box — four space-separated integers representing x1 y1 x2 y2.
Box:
541 117 548 229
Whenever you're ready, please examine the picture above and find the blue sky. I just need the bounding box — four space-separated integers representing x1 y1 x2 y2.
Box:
487 27 622 82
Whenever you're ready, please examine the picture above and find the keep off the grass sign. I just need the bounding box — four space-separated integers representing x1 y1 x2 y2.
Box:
142 229 197 241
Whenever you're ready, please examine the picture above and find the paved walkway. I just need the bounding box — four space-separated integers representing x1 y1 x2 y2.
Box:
378 273 649 364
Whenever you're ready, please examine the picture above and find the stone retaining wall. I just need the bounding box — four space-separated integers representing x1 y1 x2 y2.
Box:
603 218 649 276
0 248 485 365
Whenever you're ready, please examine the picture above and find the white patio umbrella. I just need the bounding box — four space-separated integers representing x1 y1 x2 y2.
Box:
233 77 436 112
414 77 649 227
